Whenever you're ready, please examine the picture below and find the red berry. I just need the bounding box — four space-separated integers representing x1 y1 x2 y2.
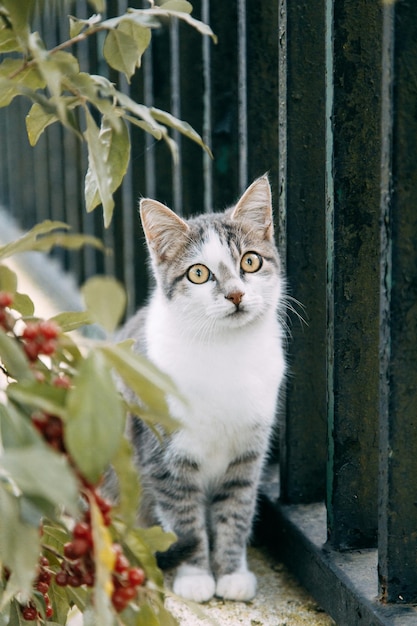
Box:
127 567 145 587
39 320 59 340
52 375 71 389
43 415 63 442
32 413 47 432
40 339 57 356
111 586 135 612
114 553 129 574
38 569 51 585
83 571 95 586
73 522 93 544
36 580 49 594
39 556 49 568
45 603 53 618
0 292 13 308
0 309 8 329
24 341 40 362
64 538 90 560
95 494 112 515
55 570 68 586
21 606 37 621
67 574 83 587
22 323 40 341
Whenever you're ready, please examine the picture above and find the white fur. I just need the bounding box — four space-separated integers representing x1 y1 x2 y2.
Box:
173 565 216 603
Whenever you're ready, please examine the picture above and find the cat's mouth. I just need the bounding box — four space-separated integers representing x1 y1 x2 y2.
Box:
226 304 248 318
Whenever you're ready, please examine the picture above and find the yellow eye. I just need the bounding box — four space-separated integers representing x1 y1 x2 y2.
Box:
187 264 211 284
241 252 263 273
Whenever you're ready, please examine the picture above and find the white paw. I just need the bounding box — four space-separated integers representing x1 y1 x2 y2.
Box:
173 571 216 603
215 571 257 601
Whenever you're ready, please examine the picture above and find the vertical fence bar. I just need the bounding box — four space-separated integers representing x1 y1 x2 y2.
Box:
279 0 327 504
237 0 248 193
378 0 417 604
327 0 383 549
202 0 213 213
170 18 183 215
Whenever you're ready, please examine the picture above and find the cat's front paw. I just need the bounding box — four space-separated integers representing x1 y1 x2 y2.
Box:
215 571 257 601
173 569 215 603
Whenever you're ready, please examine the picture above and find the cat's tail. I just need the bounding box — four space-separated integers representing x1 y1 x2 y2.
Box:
155 533 199 571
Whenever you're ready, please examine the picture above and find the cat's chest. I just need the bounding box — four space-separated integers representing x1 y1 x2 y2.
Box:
145 306 284 426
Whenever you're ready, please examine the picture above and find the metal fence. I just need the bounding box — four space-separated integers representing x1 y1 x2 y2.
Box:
1 1 417 624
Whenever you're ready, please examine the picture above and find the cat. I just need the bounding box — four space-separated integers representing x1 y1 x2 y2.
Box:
118 175 286 603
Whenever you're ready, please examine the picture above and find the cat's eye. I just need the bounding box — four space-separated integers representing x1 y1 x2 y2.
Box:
187 264 211 284
241 252 263 273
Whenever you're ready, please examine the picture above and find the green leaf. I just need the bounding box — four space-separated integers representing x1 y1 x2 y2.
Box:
0 264 17 293
134 526 177 555
159 0 193 13
0 220 105 260
87 0 105 11
0 78 19 108
103 28 139 82
116 92 162 137
0 403 41 448
81 276 126 333
111 438 141 529
142 5 217 42
0 486 39 603
0 445 79 515
0 220 68 259
85 116 130 215
118 18 151 68
0 28 20 52
65 351 125 484
12 292 35 316
8 380 68 420
50 310 92 333
27 232 105 253
69 13 102 38
0 0 31 43
0 330 34 381
26 102 58 146
151 106 213 158
84 110 115 226
136 605 164 626
100 341 179 416
127 402 178 439
20 494 57 526
123 525 175 588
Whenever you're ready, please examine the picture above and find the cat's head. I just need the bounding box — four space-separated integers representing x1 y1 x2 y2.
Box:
140 176 284 336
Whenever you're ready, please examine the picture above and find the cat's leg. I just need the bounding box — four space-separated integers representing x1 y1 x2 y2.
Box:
151 454 215 602
210 451 263 601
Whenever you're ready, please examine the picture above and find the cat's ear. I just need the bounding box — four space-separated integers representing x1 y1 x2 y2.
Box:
140 199 189 262
230 175 274 241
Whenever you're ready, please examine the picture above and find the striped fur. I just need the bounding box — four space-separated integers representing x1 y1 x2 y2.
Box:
119 176 286 602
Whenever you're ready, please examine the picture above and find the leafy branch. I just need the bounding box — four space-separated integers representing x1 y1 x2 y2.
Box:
0 0 216 226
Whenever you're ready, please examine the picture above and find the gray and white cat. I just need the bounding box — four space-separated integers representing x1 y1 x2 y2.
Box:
120 175 286 603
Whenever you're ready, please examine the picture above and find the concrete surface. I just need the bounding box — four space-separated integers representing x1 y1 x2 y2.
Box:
167 546 335 625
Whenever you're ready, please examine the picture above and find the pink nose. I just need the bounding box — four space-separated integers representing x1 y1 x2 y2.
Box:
225 291 245 306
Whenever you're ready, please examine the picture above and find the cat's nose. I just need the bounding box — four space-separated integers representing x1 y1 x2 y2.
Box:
225 290 245 306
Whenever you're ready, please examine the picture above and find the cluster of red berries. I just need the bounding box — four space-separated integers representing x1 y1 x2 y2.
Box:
32 375 71 452
21 320 60 361
110 544 146 613
0 291 13 330
31 376 71 451
20 556 53 621
54 493 146 614
32 412 65 451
